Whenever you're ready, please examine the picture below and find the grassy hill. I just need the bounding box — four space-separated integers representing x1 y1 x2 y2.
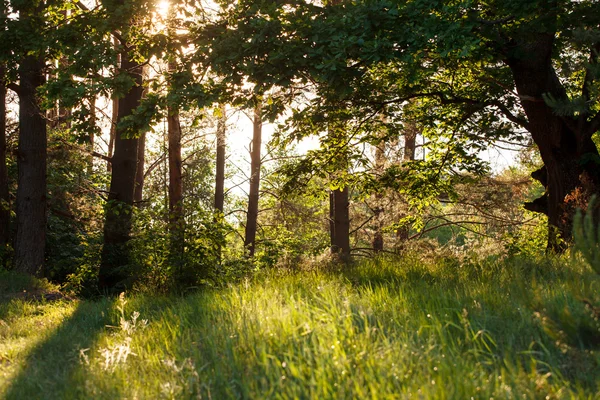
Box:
1 255 599 399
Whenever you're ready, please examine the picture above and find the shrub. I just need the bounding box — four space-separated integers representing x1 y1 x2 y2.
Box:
573 196 600 274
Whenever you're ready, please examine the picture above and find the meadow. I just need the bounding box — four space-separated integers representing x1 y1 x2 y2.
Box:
1 255 599 399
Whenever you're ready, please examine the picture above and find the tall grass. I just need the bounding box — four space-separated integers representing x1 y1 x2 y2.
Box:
1 254 599 399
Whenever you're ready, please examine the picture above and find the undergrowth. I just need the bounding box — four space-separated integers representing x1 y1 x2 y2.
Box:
0 254 599 399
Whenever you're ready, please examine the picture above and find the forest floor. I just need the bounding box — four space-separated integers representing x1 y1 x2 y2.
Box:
0 255 599 399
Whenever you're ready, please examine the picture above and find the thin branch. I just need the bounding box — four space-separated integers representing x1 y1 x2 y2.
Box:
349 215 374 235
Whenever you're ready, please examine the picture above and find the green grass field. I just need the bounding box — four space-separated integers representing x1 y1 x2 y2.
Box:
1 255 599 399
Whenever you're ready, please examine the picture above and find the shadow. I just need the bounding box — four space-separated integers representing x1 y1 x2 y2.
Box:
2 298 114 400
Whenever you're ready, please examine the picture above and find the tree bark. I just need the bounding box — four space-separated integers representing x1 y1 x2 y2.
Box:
244 103 262 257
372 142 385 252
331 187 350 257
0 67 9 252
15 54 47 276
87 96 96 175
214 104 226 214
506 33 600 250
167 80 184 257
107 97 117 172
403 122 417 162
99 50 143 290
107 41 120 173
134 131 145 204
328 123 351 258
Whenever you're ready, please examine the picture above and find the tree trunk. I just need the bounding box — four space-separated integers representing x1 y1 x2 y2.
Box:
331 187 350 257
15 55 47 276
107 97 117 172
329 190 336 248
134 131 145 205
0 67 9 252
214 104 226 214
396 122 418 242
403 122 417 162
99 50 143 290
107 41 120 173
167 82 184 257
506 33 600 250
244 103 262 257
372 142 385 252
87 96 95 175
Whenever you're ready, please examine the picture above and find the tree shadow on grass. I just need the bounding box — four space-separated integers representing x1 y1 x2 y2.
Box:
2 298 115 400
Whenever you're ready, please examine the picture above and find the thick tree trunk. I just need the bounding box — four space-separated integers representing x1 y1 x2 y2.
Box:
134 131 145 205
15 55 47 276
99 51 143 290
167 88 183 257
214 105 226 214
506 33 600 250
244 103 262 257
0 68 9 251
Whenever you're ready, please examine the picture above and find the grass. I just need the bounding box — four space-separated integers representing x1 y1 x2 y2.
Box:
1 254 599 399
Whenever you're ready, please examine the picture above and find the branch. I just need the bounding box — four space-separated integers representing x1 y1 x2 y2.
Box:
349 215 374 235
490 100 529 130
92 151 111 163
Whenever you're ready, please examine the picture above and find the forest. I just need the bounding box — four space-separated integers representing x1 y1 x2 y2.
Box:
1 0 600 398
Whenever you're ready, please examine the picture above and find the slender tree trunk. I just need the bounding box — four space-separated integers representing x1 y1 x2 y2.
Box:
506 33 600 250
107 97 117 172
214 104 226 214
214 104 226 263
107 43 120 173
134 131 145 204
396 122 418 242
372 142 385 252
0 67 9 252
87 96 96 175
244 103 262 257
99 50 143 290
15 54 47 276
167 78 184 257
403 122 417 162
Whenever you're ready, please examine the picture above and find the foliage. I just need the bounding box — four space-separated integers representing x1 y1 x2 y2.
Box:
573 196 600 274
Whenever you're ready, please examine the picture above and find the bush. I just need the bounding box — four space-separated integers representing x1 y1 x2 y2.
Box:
573 196 600 274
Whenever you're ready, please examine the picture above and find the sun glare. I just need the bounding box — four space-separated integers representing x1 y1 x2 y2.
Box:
156 0 170 17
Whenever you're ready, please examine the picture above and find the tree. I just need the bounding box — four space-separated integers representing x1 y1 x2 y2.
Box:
167 65 184 259
244 102 262 257
99 48 144 289
0 67 9 253
13 1 48 276
214 104 226 215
